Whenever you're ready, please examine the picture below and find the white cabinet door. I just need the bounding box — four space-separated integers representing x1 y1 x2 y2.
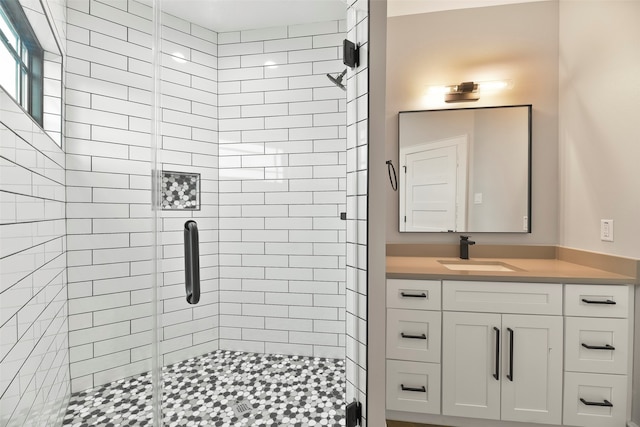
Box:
442 311 501 420
501 315 563 425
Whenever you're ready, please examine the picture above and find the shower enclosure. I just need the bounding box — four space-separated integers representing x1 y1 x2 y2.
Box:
0 0 370 425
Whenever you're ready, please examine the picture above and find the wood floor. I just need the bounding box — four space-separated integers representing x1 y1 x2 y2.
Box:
387 421 446 427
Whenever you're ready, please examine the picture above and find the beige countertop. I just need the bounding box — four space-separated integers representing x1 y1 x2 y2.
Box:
386 256 637 284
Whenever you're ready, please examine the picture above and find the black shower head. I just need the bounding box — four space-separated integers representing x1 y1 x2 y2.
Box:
326 69 347 91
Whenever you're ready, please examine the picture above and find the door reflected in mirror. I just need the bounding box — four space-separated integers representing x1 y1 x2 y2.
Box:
399 105 531 233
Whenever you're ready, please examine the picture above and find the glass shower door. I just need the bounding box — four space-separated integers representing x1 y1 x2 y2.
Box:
150 1 220 425
150 0 353 425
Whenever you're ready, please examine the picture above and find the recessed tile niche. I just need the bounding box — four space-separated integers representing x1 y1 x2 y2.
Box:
162 171 200 210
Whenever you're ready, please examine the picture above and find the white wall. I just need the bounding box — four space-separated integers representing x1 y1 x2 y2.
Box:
216 20 347 358
386 1 559 245
558 1 640 260
65 0 219 392
0 1 70 425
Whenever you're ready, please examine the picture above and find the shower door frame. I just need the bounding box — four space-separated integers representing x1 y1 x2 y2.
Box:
150 0 163 425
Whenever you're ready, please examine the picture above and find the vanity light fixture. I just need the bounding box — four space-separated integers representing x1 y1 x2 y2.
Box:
427 80 512 103
445 81 479 103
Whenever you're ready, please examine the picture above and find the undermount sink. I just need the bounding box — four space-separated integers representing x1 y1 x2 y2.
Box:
439 260 518 272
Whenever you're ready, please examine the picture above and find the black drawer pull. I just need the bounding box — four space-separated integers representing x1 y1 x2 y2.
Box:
581 298 616 305
401 292 427 298
580 398 613 407
581 343 615 351
401 333 427 340
401 384 426 393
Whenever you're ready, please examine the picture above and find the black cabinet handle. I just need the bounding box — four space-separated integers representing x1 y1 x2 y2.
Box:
581 298 616 305
401 292 427 298
581 343 615 351
401 333 427 340
507 327 514 382
580 398 613 407
401 384 426 393
493 327 500 381
184 220 200 305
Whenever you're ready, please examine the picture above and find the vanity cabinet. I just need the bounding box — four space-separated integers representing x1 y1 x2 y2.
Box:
386 279 442 414
441 281 563 425
562 284 633 427
385 278 635 427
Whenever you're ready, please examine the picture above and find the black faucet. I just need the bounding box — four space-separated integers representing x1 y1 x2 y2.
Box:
460 235 476 260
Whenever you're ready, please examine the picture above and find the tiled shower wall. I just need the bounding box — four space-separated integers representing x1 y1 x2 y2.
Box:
217 21 347 358
0 94 69 427
65 0 219 392
64 0 348 392
0 1 70 425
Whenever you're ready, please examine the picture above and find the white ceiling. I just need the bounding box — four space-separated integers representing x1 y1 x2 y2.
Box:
157 0 347 32
154 0 550 33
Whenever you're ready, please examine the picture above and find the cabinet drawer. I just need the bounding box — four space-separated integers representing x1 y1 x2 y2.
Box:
387 279 441 310
386 360 441 414
565 284 630 318
563 372 628 427
442 281 562 314
565 317 629 375
386 309 441 363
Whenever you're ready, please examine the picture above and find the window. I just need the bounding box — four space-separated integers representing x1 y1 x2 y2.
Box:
0 0 43 125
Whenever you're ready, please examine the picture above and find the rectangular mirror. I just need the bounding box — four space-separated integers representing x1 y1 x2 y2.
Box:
398 105 531 233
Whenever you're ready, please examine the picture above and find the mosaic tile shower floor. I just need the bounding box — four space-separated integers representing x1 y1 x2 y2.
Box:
63 350 345 427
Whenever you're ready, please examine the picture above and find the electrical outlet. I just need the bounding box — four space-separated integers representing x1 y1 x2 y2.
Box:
600 219 614 242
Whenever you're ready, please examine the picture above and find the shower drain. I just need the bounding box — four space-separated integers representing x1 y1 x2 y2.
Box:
231 401 253 418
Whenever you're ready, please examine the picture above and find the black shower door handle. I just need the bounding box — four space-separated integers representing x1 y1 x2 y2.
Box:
184 220 200 304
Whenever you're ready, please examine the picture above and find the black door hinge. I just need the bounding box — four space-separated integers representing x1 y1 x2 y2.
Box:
346 400 362 427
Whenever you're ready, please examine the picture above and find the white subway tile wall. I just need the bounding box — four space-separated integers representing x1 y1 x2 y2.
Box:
65 0 219 392
0 94 69 425
217 19 347 359
344 0 369 425
0 1 69 425
63 0 351 398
